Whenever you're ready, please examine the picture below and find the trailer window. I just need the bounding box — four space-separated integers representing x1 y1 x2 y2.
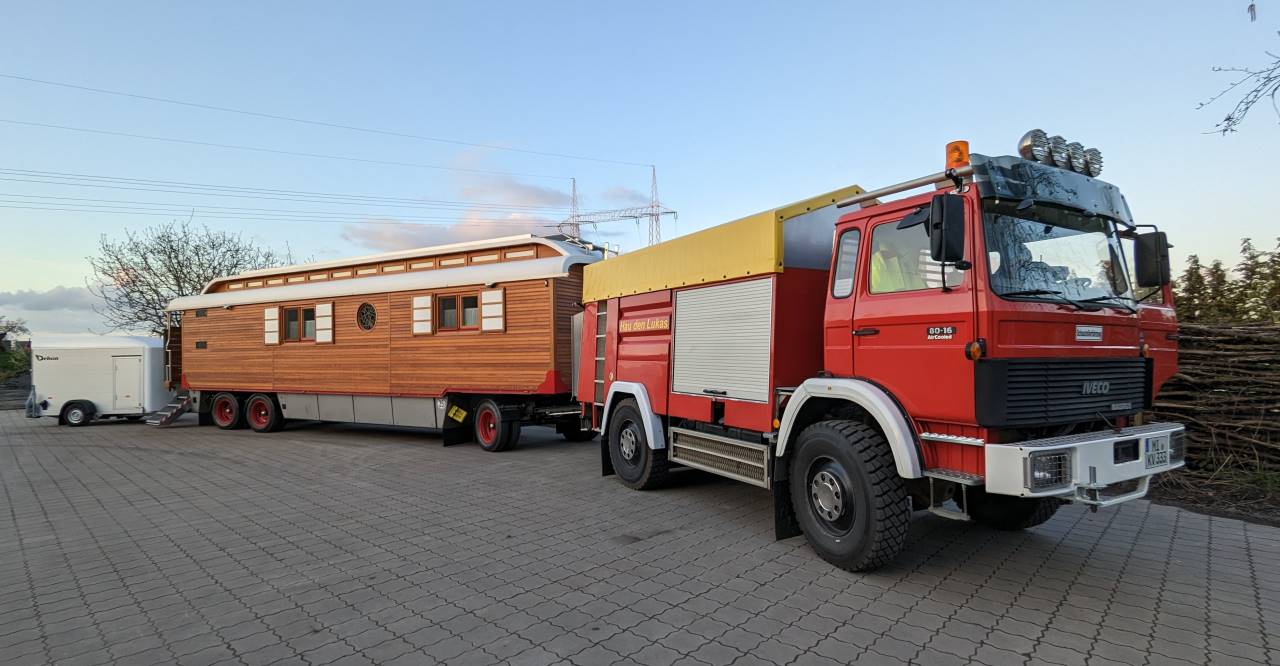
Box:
831 229 861 298
283 306 316 341
462 295 479 328
438 296 459 330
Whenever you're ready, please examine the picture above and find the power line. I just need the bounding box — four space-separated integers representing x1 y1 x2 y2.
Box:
0 72 653 168
0 168 570 213
0 203 560 228
0 119 571 180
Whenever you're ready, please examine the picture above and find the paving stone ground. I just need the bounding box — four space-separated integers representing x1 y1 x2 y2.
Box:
1 409 1277 666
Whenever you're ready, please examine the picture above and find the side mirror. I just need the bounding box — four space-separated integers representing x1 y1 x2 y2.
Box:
1134 231 1171 288
929 193 966 263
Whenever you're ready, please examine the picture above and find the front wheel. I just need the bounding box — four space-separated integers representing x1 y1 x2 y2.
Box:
789 420 910 572
210 392 243 430
245 394 283 433
62 401 95 427
606 399 668 490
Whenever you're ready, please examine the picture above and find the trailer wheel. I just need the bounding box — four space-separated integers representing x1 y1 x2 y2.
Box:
62 401 95 427
607 398 669 490
963 489 1061 530
474 399 520 452
245 394 283 433
789 420 910 572
210 392 244 430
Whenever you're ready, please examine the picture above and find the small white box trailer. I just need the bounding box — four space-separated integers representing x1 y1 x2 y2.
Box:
28 335 171 426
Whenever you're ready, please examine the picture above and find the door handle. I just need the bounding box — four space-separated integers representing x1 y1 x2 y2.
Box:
702 389 727 396
852 328 879 337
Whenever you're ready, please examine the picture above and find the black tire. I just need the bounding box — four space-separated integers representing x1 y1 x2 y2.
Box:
965 489 1061 530
474 399 520 452
606 399 669 490
244 393 284 433
789 420 910 572
210 392 244 430
62 401 95 427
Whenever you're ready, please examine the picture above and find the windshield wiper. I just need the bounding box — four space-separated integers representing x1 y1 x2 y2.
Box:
997 288 1095 311
1077 295 1136 314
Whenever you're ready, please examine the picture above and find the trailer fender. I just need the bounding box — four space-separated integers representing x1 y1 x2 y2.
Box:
776 378 922 479
600 381 666 450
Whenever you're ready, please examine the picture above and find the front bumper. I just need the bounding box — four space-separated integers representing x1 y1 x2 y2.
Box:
984 422 1185 506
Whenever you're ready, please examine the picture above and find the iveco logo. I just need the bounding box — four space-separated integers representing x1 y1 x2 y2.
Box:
1081 381 1111 396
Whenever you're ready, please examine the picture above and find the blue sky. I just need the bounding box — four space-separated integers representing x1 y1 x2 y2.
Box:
2 1 1278 334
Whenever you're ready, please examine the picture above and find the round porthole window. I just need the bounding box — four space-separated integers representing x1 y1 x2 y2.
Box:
357 303 377 331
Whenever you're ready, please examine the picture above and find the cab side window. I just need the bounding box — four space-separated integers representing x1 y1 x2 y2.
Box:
869 219 961 293
831 230 861 298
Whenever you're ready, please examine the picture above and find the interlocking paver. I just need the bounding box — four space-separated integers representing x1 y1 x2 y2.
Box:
0 411 1275 666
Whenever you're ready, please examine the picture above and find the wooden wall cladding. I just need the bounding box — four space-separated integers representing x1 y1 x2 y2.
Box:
184 277 576 398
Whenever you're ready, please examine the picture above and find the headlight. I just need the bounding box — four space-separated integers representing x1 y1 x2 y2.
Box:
1084 148 1104 176
1067 142 1086 173
1027 449 1073 491
1048 136 1070 168
1018 129 1051 163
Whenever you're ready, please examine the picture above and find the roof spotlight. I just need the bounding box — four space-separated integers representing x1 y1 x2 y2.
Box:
1048 136 1069 167
1017 129 1051 163
1083 148 1104 177
1067 142 1086 172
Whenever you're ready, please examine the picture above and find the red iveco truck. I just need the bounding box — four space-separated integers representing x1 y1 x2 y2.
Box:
577 131 1185 571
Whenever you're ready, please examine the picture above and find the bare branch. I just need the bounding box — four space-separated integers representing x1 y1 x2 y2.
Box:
1201 32 1280 133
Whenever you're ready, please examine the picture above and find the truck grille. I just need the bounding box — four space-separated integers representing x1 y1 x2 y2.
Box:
975 358 1149 427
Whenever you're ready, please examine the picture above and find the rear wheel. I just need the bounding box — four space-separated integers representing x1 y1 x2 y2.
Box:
210 392 243 430
62 401 94 427
245 394 283 433
964 489 1061 530
607 399 669 490
474 399 520 452
789 420 910 572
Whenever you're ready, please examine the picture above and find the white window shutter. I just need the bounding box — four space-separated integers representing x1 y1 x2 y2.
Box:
412 295 432 335
315 302 334 344
264 307 279 345
481 289 504 332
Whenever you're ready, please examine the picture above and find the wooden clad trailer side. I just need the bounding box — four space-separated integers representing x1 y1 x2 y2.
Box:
165 235 602 447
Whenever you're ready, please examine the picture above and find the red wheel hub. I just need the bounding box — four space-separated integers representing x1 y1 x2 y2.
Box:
477 407 498 445
248 398 270 428
213 397 235 426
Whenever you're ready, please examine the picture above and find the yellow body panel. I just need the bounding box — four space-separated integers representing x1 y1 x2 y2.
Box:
582 183 864 302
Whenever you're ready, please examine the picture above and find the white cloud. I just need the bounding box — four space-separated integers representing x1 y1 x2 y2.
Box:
0 286 97 311
601 185 649 206
0 286 112 337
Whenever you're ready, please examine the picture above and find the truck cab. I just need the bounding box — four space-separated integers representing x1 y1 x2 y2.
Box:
586 131 1185 571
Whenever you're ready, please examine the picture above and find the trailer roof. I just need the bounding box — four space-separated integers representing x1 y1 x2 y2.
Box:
201 234 594 294
166 254 594 311
32 334 162 349
582 183 865 302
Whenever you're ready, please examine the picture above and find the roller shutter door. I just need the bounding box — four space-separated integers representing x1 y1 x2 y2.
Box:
672 278 773 402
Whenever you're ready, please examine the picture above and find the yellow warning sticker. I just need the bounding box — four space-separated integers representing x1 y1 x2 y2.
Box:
447 405 468 422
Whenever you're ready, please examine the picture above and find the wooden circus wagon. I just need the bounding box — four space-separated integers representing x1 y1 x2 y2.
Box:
162 235 603 450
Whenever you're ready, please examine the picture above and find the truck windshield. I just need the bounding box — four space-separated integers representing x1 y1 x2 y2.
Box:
983 200 1132 305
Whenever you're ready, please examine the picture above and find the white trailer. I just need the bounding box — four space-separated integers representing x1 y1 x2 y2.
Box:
28 335 171 426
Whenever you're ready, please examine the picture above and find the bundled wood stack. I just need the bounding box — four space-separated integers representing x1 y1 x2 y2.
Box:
1151 323 1280 471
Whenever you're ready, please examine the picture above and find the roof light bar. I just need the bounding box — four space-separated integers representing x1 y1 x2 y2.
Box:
1017 129 1103 176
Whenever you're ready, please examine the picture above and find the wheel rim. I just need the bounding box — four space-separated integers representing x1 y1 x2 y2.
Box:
477 407 498 446
808 458 855 534
248 399 270 429
213 397 235 426
67 408 84 424
618 421 640 463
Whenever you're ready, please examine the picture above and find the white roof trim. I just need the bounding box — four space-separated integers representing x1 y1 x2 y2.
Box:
32 334 162 349
205 234 592 294
167 255 593 312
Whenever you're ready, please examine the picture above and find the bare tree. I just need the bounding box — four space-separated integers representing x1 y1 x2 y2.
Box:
88 219 297 335
0 315 29 343
1199 7 1280 133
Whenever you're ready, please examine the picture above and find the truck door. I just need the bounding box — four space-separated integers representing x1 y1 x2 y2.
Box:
1138 285 1179 398
852 211 977 425
112 355 143 412
823 227 861 375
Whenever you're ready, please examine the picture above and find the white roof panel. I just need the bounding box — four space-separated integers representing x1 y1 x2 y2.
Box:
166 255 594 311
32 334 162 350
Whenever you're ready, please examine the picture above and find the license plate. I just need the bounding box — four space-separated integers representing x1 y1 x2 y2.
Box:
1144 435 1170 468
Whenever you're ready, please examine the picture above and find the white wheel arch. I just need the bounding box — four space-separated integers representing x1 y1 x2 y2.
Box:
776 378 922 479
600 382 666 450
